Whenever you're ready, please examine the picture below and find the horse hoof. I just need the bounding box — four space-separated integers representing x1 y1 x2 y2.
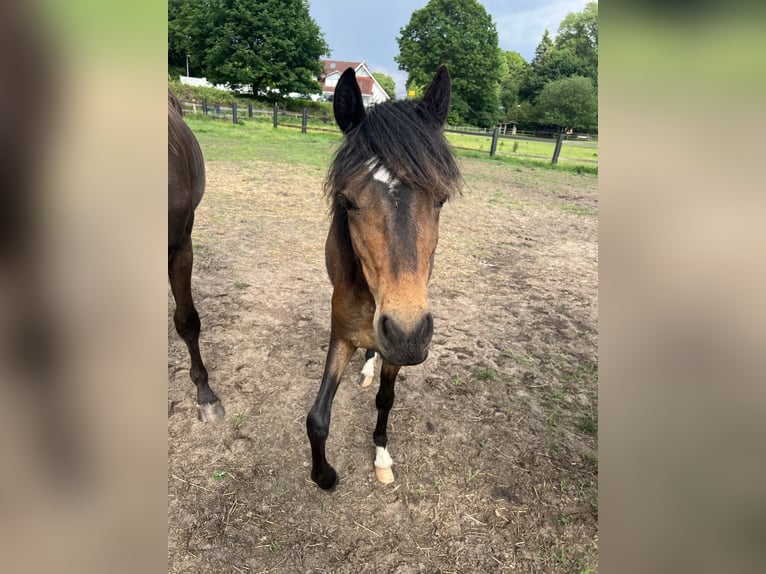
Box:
197 401 225 422
375 466 395 484
357 373 374 388
312 467 338 491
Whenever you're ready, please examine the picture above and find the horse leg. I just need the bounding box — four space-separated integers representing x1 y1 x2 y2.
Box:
306 337 356 489
168 237 224 421
372 362 401 484
357 349 377 388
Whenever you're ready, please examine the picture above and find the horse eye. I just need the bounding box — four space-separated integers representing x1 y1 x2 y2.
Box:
436 197 448 209
337 193 359 212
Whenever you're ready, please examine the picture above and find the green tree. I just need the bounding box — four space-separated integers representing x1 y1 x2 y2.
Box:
168 0 191 76
518 2 598 105
396 0 501 128
531 29 553 66
556 1 598 78
519 45 593 103
172 0 329 99
498 50 527 120
372 72 396 100
534 76 597 133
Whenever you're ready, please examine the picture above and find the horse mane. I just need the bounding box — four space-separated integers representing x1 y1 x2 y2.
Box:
324 99 462 213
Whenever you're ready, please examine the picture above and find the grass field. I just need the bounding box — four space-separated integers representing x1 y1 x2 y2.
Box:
184 113 598 174
446 131 599 166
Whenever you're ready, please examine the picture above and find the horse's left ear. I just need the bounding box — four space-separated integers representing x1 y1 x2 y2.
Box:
421 65 451 125
334 67 366 133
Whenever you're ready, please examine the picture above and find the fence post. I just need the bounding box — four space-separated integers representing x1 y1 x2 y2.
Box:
489 126 499 157
323 110 328 125
301 108 308 133
273 103 278 128
248 102 253 118
551 130 565 164
202 97 207 115
232 102 238 124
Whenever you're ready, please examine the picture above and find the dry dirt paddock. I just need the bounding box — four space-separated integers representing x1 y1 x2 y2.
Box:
168 155 598 573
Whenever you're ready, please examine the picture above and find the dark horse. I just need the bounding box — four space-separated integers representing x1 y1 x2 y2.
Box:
168 90 224 421
306 66 461 489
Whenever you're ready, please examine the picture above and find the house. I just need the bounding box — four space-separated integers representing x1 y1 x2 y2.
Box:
319 60 391 107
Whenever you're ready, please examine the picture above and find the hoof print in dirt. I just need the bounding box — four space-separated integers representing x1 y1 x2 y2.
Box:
196 401 225 422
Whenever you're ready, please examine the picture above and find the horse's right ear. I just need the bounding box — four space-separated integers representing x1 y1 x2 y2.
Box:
333 67 366 133
421 65 451 125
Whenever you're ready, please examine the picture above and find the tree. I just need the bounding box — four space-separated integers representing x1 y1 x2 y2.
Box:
534 76 597 133
372 72 396 100
518 2 598 104
531 29 553 67
396 0 501 128
168 0 191 75
519 45 593 103
171 0 329 99
498 50 527 120
556 1 598 78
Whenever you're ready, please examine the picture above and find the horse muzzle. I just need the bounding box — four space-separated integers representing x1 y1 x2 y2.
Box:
376 312 434 366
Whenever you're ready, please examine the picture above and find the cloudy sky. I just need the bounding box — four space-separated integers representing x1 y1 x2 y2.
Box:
308 0 591 98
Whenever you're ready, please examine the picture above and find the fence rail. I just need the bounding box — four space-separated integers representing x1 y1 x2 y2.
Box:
179 99 597 167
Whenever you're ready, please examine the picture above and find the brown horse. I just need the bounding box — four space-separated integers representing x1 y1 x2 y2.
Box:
306 66 462 489
168 90 223 421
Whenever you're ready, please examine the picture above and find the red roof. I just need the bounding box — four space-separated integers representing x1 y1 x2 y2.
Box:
321 60 361 76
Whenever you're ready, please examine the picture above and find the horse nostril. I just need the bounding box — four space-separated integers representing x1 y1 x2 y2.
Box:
380 315 393 342
422 313 434 338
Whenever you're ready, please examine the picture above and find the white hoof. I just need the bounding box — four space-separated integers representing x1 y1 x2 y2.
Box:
374 446 394 484
358 373 374 388
375 466 395 484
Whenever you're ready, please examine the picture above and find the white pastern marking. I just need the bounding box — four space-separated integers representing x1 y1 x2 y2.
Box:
361 352 377 378
374 446 393 469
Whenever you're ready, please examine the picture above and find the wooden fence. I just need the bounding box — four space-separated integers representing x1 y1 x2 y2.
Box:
180 99 598 166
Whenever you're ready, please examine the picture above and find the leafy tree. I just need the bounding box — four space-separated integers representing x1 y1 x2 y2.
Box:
519 3 598 104
168 0 191 75
396 0 501 128
534 76 597 133
556 1 598 77
171 0 329 99
372 72 396 100
519 45 593 103
531 29 553 67
498 50 527 120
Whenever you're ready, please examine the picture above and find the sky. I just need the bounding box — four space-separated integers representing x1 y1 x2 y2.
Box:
308 0 591 98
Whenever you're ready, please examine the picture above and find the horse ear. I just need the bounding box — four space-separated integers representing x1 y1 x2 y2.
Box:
333 67 365 133
421 65 451 125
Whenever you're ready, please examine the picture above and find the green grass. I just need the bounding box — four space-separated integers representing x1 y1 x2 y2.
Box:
446 131 598 168
472 366 497 381
232 412 248 429
575 414 598 436
560 203 599 217
181 112 598 177
455 148 598 175
184 113 340 168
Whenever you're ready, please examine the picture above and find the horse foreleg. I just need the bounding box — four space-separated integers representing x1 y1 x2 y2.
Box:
306 337 356 489
372 362 401 484
168 238 223 421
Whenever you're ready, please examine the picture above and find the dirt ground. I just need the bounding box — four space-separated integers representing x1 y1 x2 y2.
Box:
168 157 598 573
